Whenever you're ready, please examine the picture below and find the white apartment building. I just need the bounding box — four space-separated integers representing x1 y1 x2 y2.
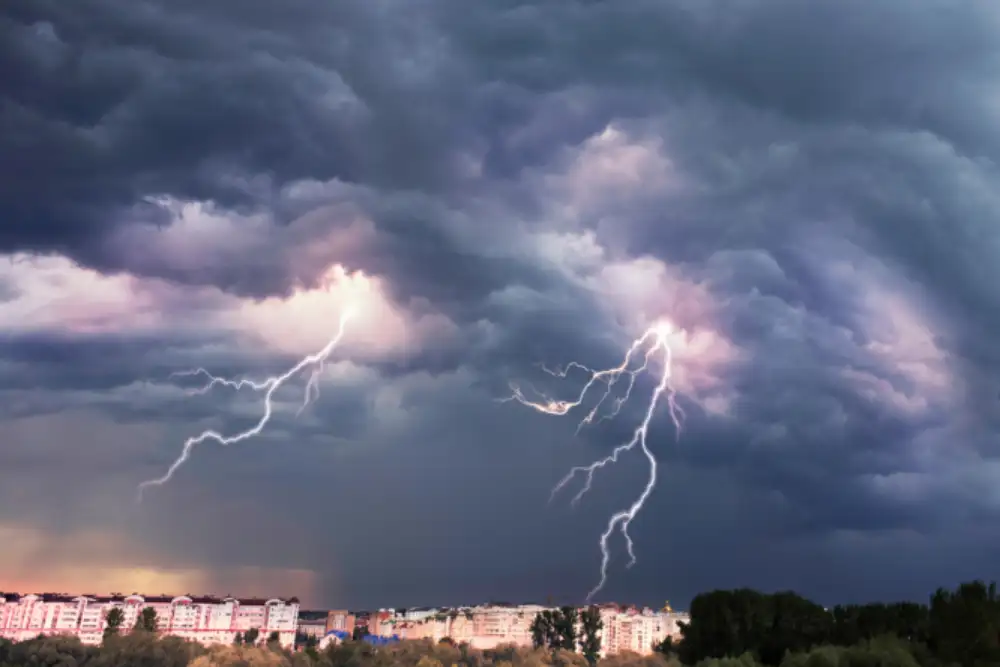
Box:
0 593 300 648
596 605 689 657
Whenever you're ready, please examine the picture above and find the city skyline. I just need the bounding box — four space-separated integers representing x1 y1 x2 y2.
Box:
4 0 1000 610
0 590 678 615
0 592 686 656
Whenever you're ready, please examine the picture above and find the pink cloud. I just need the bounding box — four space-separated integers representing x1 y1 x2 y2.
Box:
820 249 958 416
0 249 457 365
0 253 165 335
589 254 744 415
543 124 684 230
0 521 322 605
231 264 461 362
531 229 743 417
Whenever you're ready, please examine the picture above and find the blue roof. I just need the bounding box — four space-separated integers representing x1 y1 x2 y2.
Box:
364 635 400 646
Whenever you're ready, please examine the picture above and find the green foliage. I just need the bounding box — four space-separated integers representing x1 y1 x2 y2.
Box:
102 608 125 642
554 607 579 652
133 607 159 634
4 634 98 667
694 653 761 667
531 612 554 650
926 580 1000 666
531 608 578 653
678 589 832 666
580 606 603 665
779 637 922 667
244 628 261 646
829 603 928 646
677 580 1000 667
90 632 202 667
655 638 677 658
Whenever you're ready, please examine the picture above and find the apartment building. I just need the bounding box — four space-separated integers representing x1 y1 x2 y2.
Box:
0 593 299 648
324 609 355 636
597 605 688 656
296 613 328 640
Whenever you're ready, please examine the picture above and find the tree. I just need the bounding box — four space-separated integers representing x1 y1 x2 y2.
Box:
352 625 369 641
132 607 158 634
781 638 921 667
530 612 554 650
831 601 929 647
233 631 243 646
655 636 677 657
531 608 579 653
553 606 578 652
678 589 833 666
579 606 602 664
88 632 201 667
679 589 770 664
927 580 1000 666
5 634 99 667
243 627 260 645
103 607 125 641
757 591 832 664
266 631 281 649
695 653 762 667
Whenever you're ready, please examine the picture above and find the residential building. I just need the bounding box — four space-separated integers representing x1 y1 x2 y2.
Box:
297 614 327 640
368 610 394 638
352 611 370 635
0 593 299 648
597 605 689 656
324 610 355 636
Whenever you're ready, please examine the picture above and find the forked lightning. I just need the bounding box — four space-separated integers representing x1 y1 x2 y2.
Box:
505 321 684 600
136 309 354 502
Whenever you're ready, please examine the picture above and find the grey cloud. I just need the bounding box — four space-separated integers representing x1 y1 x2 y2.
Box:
3 0 1000 608
2 0 465 282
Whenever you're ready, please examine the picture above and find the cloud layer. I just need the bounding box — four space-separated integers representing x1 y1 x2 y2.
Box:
3 0 1000 608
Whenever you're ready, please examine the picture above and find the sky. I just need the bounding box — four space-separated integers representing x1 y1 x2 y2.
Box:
3 0 1000 612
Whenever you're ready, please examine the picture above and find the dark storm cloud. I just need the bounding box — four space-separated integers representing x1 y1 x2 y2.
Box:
3 0 1000 608
0 0 488 298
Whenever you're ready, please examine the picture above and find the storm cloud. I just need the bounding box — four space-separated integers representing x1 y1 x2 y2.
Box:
3 0 1000 609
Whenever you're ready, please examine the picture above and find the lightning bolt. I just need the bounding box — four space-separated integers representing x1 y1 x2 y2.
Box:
505 321 684 601
136 308 354 502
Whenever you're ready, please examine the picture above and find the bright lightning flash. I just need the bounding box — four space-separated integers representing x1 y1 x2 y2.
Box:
136 308 354 502
505 320 685 601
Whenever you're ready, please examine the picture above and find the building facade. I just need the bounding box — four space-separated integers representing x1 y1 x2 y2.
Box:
324 610 355 637
0 593 299 648
297 618 327 640
596 605 688 656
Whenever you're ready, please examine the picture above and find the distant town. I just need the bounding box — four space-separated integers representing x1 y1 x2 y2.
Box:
0 592 689 657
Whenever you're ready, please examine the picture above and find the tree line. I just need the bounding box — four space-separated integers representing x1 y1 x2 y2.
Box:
670 579 1000 667
2 580 1000 667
